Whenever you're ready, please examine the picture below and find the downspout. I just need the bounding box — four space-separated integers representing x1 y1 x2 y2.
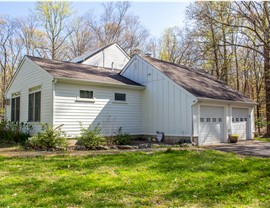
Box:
102 50 105 68
52 78 57 125
190 99 199 145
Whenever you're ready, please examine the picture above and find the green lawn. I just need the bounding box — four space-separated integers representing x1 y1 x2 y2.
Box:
0 150 270 207
255 137 270 142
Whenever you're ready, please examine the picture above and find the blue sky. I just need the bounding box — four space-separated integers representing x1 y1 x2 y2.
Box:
0 1 191 37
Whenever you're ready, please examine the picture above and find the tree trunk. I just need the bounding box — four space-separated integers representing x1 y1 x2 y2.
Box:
264 45 270 136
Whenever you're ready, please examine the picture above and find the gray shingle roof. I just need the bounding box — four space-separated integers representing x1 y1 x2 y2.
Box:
27 56 142 87
141 55 255 103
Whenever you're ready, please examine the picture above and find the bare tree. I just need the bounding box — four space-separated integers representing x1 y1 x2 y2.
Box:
0 16 22 116
35 1 73 59
85 2 149 56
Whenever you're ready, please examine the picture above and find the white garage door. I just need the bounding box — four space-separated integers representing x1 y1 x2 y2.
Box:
200 106 224 144
232 108 249 140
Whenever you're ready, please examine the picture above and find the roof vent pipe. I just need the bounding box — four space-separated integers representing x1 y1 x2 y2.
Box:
111 62 114 72
145 53 152 57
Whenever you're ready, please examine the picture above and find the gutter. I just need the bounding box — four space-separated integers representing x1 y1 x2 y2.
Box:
197 97 257 106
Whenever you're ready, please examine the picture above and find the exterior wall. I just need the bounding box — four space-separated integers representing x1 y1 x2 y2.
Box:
53 81 142 137
82 44 129 70
5 57 53 134
121 55 197 138
195 101 255 145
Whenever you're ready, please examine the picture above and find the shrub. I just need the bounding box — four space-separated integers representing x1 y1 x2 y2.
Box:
25 123 67 150
0 121 32 144
114 127 131 145
77 123 105 149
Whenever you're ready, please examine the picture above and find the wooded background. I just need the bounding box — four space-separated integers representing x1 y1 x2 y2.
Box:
0 1 269 136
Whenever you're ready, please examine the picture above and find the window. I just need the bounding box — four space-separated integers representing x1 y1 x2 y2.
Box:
232 118 234 122
236 118 239 122
28 91 41 122
240 118 244 122
80 90 93 99
244 118 247 121
11 96 20 122
218 118 222 122
213 118 217 122
206 118 211 122
115 93 126 101
200 118 204 122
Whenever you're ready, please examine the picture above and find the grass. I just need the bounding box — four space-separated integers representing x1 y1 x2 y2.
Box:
255 137 270 142
0 149 270 207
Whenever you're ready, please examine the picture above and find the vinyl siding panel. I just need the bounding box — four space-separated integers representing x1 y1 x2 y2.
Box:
5 57 53 134
54 82 142 137
122 56 197 136
82 44 129 70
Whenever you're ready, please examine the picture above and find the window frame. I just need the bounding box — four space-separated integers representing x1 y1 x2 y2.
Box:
28 90 41 122
114 93 126 102
76 90 95 102
11 92 20 122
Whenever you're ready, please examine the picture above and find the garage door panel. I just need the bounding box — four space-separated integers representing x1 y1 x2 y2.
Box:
232 108 249 140
200 106 224 144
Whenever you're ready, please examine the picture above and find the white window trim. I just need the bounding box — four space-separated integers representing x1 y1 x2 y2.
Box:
77 89 95 102
76 97 96 103
112 100 128 104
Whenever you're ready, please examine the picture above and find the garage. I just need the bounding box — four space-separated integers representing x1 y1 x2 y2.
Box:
200 106 225 144
232 108 249 140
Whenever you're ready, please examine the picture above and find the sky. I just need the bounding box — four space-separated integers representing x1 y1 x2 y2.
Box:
0 1 191 37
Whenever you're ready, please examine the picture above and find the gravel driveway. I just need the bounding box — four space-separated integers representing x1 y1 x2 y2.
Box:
204 140 270 157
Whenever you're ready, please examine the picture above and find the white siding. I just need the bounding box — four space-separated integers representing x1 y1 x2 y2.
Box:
54 81 142 137
82 44 129 70
121 56 196 136
5 57 53 134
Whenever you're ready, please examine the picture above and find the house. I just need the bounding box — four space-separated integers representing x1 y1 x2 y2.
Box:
70 43 130 70
4 50 256 145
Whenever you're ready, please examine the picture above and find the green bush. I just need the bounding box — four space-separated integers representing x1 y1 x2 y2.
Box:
114 127 131 145
77 123 105 149
0 121 32 144
25 123 67 150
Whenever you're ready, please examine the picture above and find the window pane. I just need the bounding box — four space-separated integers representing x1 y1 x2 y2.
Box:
80 90 93 99
206 118 210 122
213 118 216 122
218 118 222 122
34 92 41 122
200 118 204 122
15 97 20 122
115 93 126 101
11 98 15 122
28 93 34 122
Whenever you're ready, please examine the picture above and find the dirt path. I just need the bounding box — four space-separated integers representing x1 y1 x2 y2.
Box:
0 146 201 158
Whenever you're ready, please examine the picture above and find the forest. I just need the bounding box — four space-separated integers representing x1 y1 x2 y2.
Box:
0 1 269 136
